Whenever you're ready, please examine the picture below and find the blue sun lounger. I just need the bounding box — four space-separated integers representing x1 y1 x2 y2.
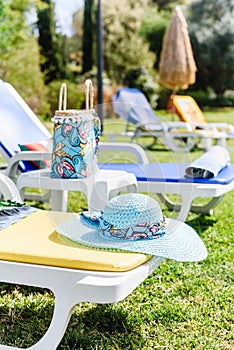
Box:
99 143 234 221
111 88 227 151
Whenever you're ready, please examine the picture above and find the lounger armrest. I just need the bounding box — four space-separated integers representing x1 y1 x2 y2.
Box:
0 173 22 201
136 122 164 132
99 142 149 164
162 121 194 131
204 123 234 133
5 151 52 179
187 122 234 134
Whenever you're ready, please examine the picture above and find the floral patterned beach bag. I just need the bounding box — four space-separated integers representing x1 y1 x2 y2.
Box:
50 80 100 178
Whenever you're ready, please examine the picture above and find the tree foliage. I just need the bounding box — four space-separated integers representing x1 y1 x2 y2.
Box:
188 0 234 95
140 7 170 69
37 0 70 83
0 0 14 56
1 0 234 112
102 1 157 88
4 36 47 114
150 0 185 10
0 0 47 113
0 0 31 67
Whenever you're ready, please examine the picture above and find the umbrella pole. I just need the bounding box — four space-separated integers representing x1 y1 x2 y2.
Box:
166 91 177 121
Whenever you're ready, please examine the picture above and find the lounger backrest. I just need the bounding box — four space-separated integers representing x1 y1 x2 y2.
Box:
171 95 207 125
0 80 51 170
112 88 162 127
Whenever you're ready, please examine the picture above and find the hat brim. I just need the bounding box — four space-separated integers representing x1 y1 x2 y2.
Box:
56 215 207 262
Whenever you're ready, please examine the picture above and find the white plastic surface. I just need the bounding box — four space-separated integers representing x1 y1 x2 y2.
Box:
0 257 163 350
17 168 138 212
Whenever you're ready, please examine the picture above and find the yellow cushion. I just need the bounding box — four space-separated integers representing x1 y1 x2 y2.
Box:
0 211 149 272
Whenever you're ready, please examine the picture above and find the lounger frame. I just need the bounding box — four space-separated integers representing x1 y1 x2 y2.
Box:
0 256 162 350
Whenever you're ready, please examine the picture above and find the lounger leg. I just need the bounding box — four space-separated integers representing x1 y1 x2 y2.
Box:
0 290 75 350
157 192 193 222
87 175 137 212
158 193 224 221
30 291 75 350
165 134 198 152
199 137 212 149
216 138 226 147
176 194 194 221
51 190 68 211
190 195 224 215
31 288 77 350
157 193 181 212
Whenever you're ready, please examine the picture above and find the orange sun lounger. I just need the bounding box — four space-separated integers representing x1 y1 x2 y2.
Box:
168 95 234 135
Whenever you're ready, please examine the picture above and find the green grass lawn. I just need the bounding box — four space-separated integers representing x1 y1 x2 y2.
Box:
0 109 234 349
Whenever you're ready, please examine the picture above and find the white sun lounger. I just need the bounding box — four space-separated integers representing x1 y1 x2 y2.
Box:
0 174 163 350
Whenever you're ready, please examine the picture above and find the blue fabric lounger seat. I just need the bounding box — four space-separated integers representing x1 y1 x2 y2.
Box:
99 162 234 221
100 163 234 185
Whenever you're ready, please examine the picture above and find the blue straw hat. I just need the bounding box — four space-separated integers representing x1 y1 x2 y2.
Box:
56 193 207 262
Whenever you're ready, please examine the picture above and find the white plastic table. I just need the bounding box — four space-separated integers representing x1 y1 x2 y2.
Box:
17 169 137 212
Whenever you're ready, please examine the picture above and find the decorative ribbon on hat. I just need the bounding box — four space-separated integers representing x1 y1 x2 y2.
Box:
80 211 166 241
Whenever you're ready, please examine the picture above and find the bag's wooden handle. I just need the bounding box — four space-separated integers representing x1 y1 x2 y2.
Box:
85 79 94 110
58 80 94 112
58 83 67 111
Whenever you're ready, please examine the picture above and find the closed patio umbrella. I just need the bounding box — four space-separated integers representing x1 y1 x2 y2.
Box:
158 6 197 92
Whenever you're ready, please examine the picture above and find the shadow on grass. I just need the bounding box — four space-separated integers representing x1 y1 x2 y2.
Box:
0 287 54 348
186 214 217 232
0 286 146 350
60 304 145 349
